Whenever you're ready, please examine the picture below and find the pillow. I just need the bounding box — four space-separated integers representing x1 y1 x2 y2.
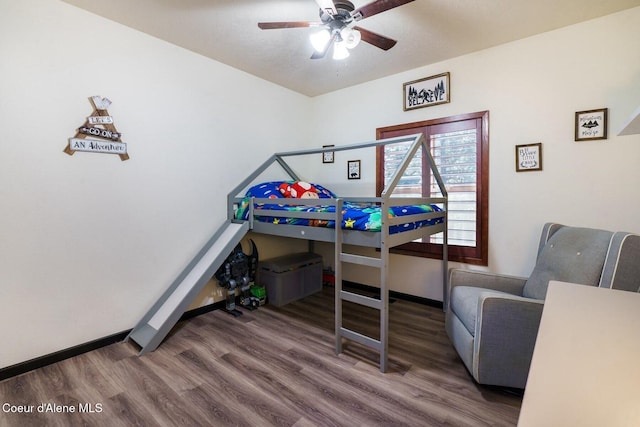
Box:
314 183 338 199
245 182 285 199
277 181 338 199
522 227 612 300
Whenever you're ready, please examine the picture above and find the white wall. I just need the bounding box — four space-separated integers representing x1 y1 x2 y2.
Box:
0 0 311 369
2 1 639 370
307 7 640 300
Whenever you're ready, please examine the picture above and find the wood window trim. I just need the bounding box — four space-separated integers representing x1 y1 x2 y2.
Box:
376 111 489 266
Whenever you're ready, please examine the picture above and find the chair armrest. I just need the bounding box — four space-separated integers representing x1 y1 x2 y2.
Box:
474 294 544 388
449 268 527 296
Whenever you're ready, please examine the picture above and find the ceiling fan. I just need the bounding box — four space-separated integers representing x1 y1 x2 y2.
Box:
258 0 415 60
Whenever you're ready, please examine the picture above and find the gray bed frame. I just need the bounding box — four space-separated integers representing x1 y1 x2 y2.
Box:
227 133 448 372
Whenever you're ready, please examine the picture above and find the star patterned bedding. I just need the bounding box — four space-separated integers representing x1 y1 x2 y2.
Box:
235 181 444 234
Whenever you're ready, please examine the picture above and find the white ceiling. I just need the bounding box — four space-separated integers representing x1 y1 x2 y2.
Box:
61 0 640 97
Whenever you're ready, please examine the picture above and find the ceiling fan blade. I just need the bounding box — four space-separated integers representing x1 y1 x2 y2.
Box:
354 26 397 50
314 0 337 15
352 0 415 21
258 21 316 29
311 32 337 59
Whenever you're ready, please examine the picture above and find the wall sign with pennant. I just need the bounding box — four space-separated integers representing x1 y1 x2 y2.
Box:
64 96 129 161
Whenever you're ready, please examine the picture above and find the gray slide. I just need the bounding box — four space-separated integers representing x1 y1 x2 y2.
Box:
125 220 249 355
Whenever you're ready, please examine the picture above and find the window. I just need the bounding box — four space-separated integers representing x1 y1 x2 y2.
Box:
376 111 489 265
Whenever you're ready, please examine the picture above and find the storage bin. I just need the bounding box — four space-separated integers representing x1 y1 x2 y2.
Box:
258 252 323 307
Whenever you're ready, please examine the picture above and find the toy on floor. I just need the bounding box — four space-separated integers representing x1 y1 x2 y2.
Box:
214 239 261 316
241 284 267 308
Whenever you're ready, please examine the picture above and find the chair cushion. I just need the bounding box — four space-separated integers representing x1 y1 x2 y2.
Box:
523 227 612 300
601 233 640 292
449 286 514 336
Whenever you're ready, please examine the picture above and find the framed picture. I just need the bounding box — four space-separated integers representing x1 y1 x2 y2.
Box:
515 143 543 172
575 108 608 141
322 144 334 163
403 72 450 111
347 160 361 180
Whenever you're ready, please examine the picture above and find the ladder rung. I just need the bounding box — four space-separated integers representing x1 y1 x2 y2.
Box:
340 290 382 310
340 252 382 268
340 327 382 351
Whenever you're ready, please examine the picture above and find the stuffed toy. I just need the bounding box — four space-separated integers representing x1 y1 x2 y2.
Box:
279 181 319 199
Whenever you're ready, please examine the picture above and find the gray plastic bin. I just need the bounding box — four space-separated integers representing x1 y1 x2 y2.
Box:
259 252 323 307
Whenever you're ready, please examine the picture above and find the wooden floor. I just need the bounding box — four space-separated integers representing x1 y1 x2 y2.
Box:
0 287 521 426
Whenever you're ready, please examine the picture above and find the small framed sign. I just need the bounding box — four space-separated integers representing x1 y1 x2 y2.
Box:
403 72 450 111
347 160 361 180
575 108 608 141
322 145 334 163
515 143 542 172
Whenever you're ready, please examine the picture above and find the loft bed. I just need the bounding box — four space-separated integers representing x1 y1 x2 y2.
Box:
226 133 448 372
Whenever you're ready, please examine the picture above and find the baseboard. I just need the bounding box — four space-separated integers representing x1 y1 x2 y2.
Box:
180 300 226 321
0 330 129 382
0 300 225 382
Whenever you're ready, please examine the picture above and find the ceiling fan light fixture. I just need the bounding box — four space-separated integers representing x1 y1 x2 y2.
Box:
332 41 350 60
310 29 331 52
259 0 414 60
341 28 361 49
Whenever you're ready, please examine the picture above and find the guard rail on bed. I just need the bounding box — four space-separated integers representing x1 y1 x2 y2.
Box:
226 133 448 372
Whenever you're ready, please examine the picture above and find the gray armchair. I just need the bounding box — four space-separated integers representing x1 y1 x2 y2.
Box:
445 223 640 389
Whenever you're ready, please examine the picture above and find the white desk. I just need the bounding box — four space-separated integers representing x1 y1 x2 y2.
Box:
518 281 640 427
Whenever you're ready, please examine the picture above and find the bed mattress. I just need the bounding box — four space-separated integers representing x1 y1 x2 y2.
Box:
235 181 443 234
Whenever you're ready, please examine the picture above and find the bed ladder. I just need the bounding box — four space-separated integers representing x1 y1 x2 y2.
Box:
125 220 249 355
334 199 391 372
